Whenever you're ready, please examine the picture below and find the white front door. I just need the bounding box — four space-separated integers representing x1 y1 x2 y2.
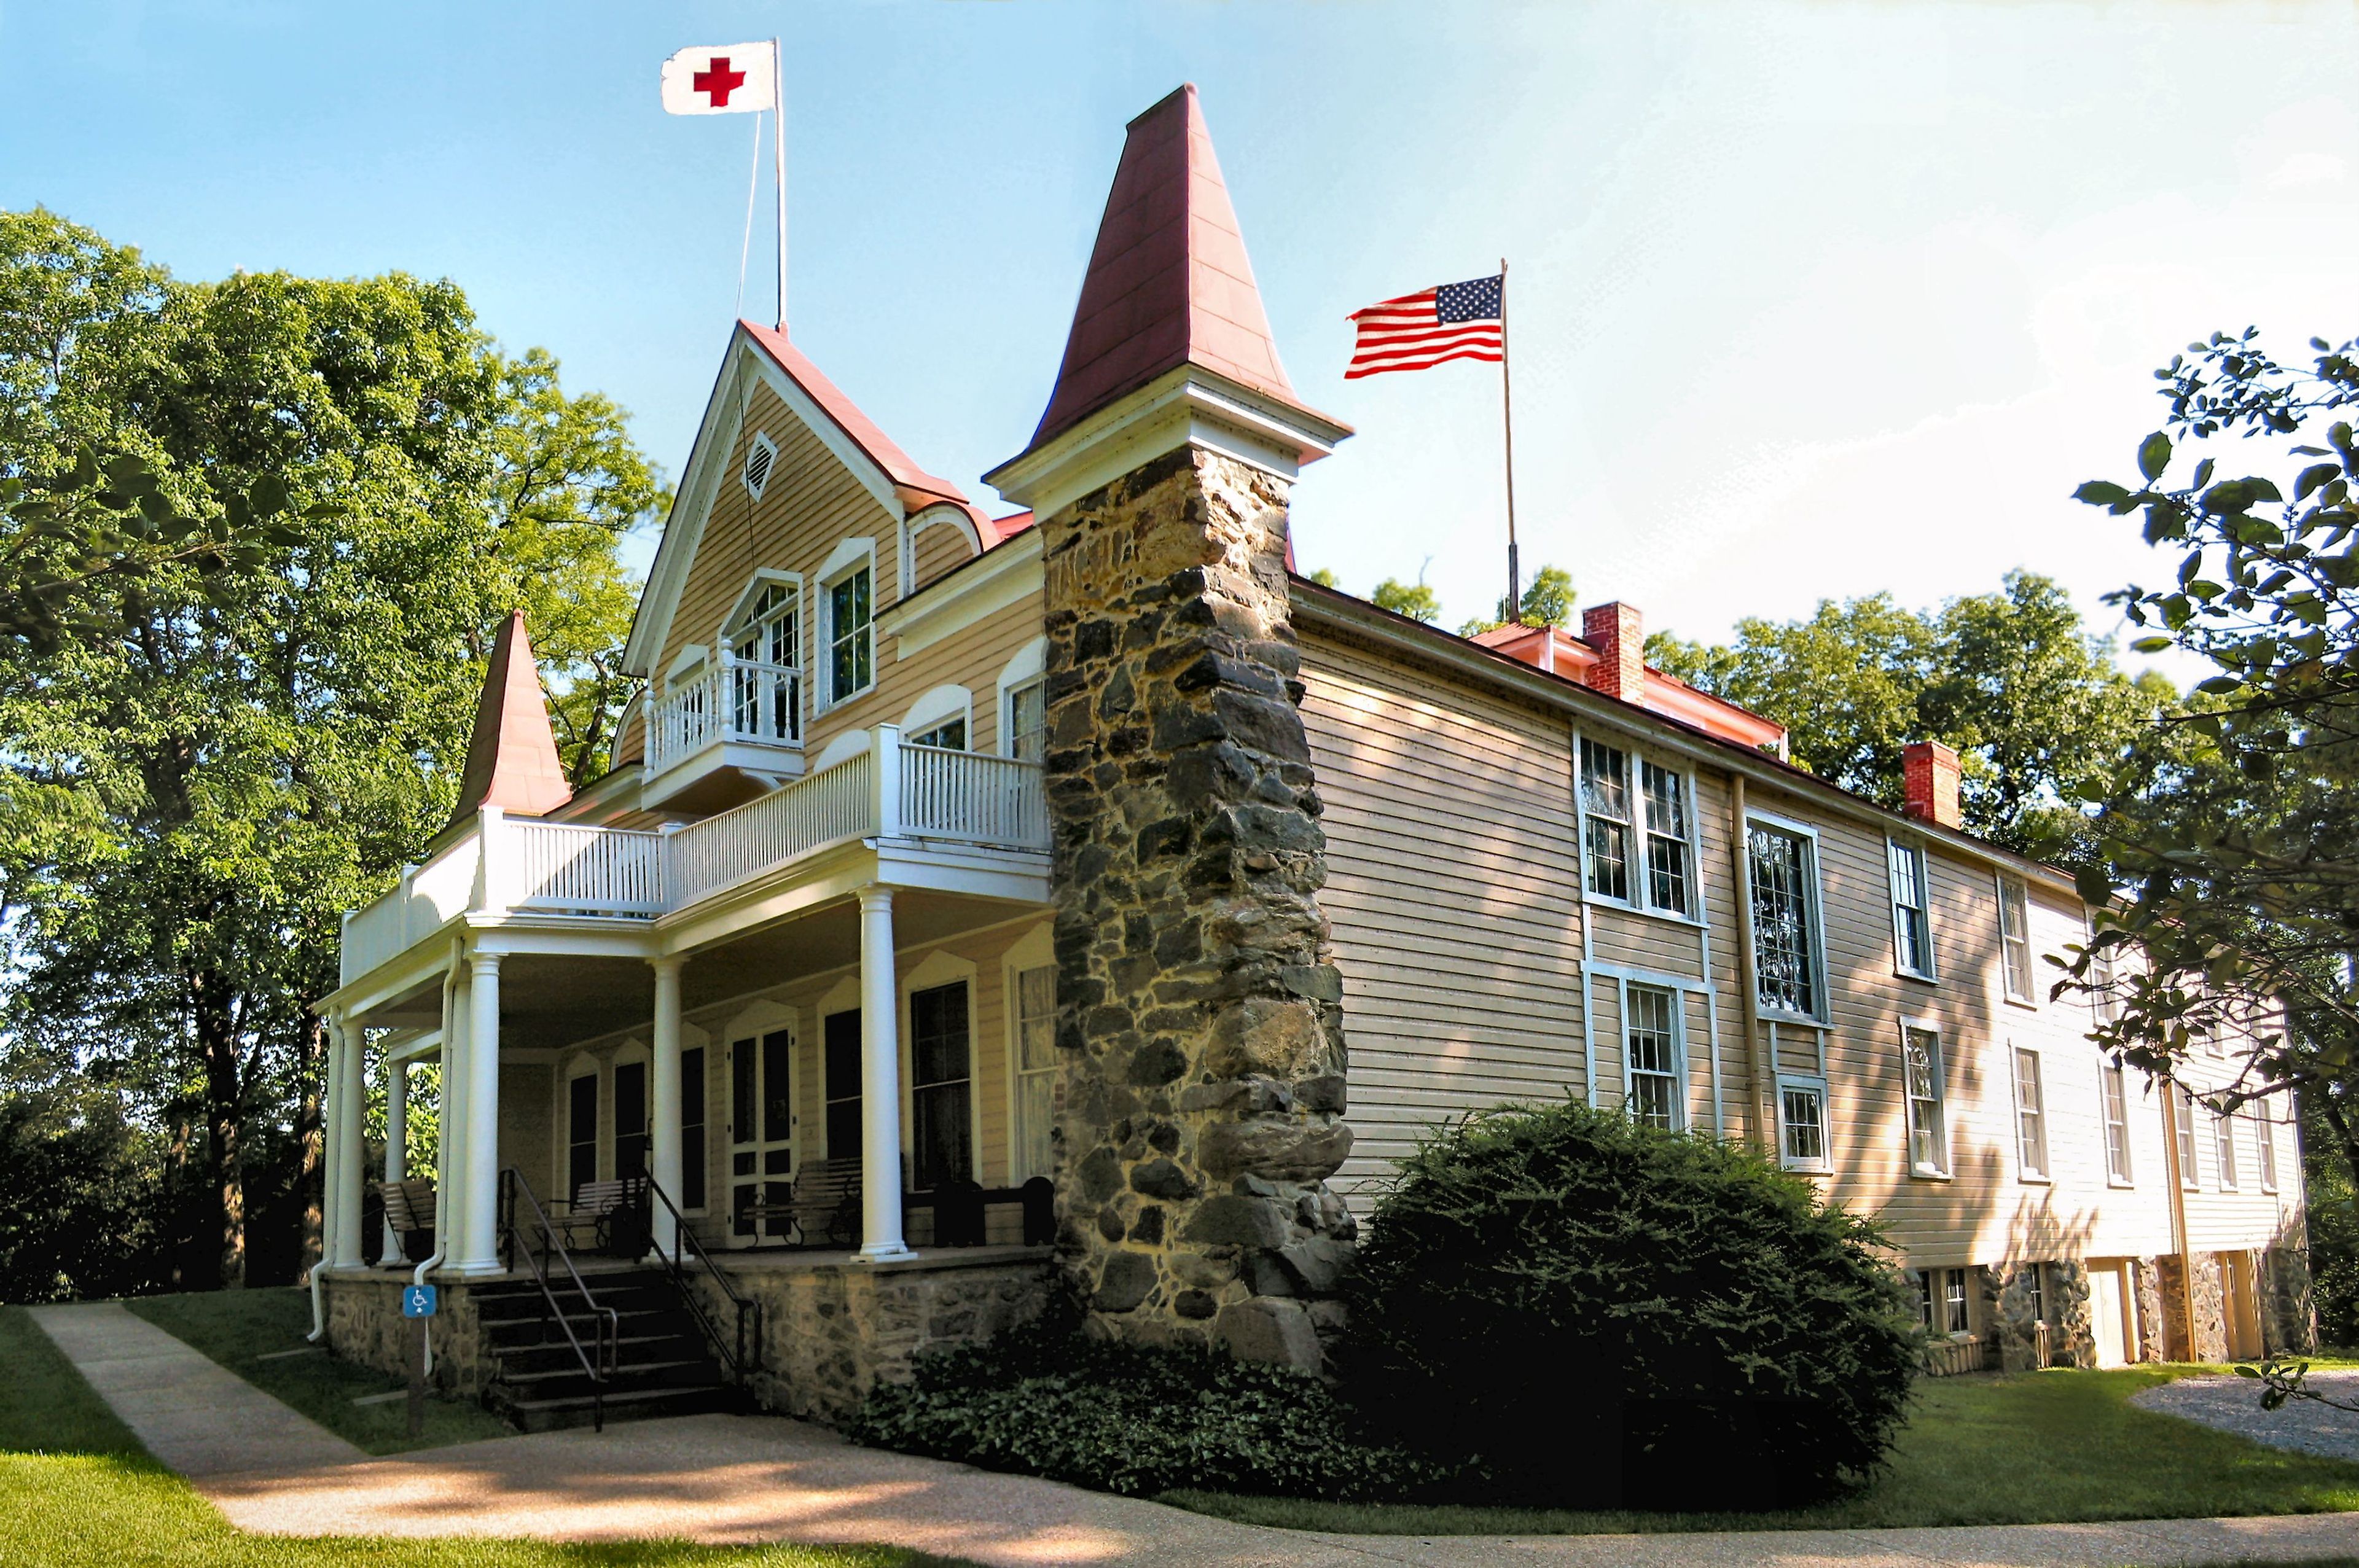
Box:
727 1026 796 1245
2091 1263 2129 1367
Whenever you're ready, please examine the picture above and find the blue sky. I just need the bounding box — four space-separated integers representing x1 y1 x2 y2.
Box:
5 2 2355 663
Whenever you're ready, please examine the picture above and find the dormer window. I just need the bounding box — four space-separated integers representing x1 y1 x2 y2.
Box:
742 432 778 501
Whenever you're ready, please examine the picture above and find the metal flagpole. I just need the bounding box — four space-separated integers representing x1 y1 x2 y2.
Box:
1500 257 1520 623
772 37 788 331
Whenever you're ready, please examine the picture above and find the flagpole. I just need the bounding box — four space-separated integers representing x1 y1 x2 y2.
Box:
1500 257 1520 623
772 37 788 331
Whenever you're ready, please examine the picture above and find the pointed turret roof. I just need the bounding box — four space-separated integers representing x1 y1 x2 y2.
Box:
1028 84 1310 448
445 610 573 832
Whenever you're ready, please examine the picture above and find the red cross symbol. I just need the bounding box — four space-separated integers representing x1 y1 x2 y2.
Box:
692 57 747 107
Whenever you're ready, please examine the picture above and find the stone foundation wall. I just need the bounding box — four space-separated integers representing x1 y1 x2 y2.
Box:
2263 1246 2318 1355
2158 1252 2230 1361
688 1250 1055 1424
323 1271 496 1395
1040 447 1356 1371
2132 1257 2169 1362
1986 1260 2096 1371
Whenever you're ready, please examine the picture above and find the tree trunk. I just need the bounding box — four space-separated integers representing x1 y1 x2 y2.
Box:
193 970 247 1289
295 1011 327 1280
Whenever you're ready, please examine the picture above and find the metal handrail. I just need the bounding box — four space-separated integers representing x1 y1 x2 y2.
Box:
497 1168 621 1432
642 1174 764 1384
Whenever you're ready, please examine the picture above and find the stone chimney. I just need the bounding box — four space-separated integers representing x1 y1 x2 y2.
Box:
1582 601 1645 705
1903 739 1962 829
986 85 1358 1371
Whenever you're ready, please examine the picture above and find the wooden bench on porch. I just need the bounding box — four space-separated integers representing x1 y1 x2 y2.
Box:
737 1162 1055 1250
377 1179 437 1264
553 1175 651 1258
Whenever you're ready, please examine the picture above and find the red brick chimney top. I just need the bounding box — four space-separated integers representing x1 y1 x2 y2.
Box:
1902 739 1962 830
1581 601 1645 705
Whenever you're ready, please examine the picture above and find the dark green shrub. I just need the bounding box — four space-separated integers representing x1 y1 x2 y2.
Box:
845 1312 1449 1500
1338 1101 1920 1508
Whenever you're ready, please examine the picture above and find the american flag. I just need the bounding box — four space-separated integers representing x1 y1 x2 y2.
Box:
1346 274 1504 378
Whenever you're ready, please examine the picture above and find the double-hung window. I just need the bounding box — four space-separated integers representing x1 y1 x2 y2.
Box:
2214 1104 2239 1191
1997 875 2035 1004
1779 1077 1829 1172
825 564 874 704
1940 1268 1970 1335
2173 1085 2201 1189
1623 983 1682 1131
1578 739 1696 918
2024 1263 2047 1325
2011 1047 2049 1179
2101 1061 2134 1185
1903 1024 1949 1176
1888 840 1936 980
1006 679 1047 763
2257 1105 2280 1192
1010 964 1057 1180
1749 822 1824 1018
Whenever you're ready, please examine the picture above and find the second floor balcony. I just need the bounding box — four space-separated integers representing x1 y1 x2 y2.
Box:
338 728 1049 988
643 653 804 809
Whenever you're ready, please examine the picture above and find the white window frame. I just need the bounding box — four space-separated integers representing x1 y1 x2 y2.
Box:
2100 1059 2135 1187
2173 1084 2201 1190
816 538 878 710
1003 925 1057 1184
1997 873 2036 1007
1777 1072 1831 1174
1941 1266 1971 1336
1887 838 1937 982
995 636 1049 763
899 950 983 1190
716 569 806 744
2214 1102 2239 1192
1902 1019 1950 1178
1574 730 1703 924
903 684 974 752
741 429 779 501
1620 978 1687 1132
1745 811 1830 1024
2256 1102 2280 1193
2011 1045 2049 1181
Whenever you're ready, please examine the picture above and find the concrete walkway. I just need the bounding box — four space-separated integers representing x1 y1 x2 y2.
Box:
26 1300 366 1476
28 1301 2359 1567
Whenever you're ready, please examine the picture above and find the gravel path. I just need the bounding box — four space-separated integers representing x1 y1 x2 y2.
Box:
2134 1368 2359 1461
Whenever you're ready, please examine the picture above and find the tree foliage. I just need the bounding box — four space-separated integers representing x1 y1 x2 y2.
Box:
2056 330 2359 1179
1371 575 1441 623
1647 572 2171 856
1457 561 1575 638
0 207 662 1290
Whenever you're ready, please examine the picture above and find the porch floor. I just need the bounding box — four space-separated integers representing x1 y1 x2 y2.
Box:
356 1242 1052 1284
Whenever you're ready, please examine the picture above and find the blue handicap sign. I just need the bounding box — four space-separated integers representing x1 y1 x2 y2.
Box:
401 1284 438 1319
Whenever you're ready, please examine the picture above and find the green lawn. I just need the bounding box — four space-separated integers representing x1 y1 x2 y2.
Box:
123 1286 513 1456
1 1306 973 1568
1165 1366 2359 1535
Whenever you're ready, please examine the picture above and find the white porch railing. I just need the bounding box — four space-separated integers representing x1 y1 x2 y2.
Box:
338 727 1049 985
644 655 801 776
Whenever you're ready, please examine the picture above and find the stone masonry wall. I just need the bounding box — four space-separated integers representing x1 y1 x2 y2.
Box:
2264 1246 2318 1355
686 1252 1053 1424
323 1272 494 1395
2132 1256 2169 1362
2158 1252 2229 1361
1040 446 1355 1371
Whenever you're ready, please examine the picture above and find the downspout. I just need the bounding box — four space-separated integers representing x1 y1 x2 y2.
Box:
2160 1082 2199 1360
1726 773 1773 1152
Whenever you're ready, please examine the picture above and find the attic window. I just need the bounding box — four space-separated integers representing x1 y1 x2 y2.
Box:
743 432 778 501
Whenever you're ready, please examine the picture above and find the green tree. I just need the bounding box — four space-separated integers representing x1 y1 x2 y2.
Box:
1646 572 2165 855
0 208 662 1289
1372 576 1441 623
2057 330 2359 1198
1458 562 1574 637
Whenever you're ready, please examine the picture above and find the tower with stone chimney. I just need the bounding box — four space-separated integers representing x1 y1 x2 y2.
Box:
987 85 1358 1369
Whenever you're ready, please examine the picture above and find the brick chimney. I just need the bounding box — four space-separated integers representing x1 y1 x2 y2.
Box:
1903 740 1962 829
1582 602 1645 705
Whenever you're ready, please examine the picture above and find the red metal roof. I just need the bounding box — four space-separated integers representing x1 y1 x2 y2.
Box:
445 610 574 830
738 321 1025 550
1027 84 1318 450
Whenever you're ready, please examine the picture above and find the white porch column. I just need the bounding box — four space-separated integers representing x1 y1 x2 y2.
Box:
381 1056 408 1260
455 952 504 1274
439 966 471 1271
649 955 684 1259
329 1018 366 1268
318 1023 345 1273
854 884 912 1261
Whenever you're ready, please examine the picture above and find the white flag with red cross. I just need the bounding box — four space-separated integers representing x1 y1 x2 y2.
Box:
660 42 778 115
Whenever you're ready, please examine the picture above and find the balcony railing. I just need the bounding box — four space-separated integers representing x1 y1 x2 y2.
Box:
645 655 802 777
340 727 1049 984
